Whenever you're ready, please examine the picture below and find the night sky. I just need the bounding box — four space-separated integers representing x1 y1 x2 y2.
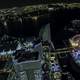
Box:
0 0 80 9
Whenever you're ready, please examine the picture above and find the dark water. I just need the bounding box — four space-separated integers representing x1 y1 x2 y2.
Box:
0 0 80 9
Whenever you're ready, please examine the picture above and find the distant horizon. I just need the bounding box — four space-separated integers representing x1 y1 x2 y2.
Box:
0 0 80 9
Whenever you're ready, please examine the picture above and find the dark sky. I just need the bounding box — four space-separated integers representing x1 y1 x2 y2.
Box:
0 0 80 9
